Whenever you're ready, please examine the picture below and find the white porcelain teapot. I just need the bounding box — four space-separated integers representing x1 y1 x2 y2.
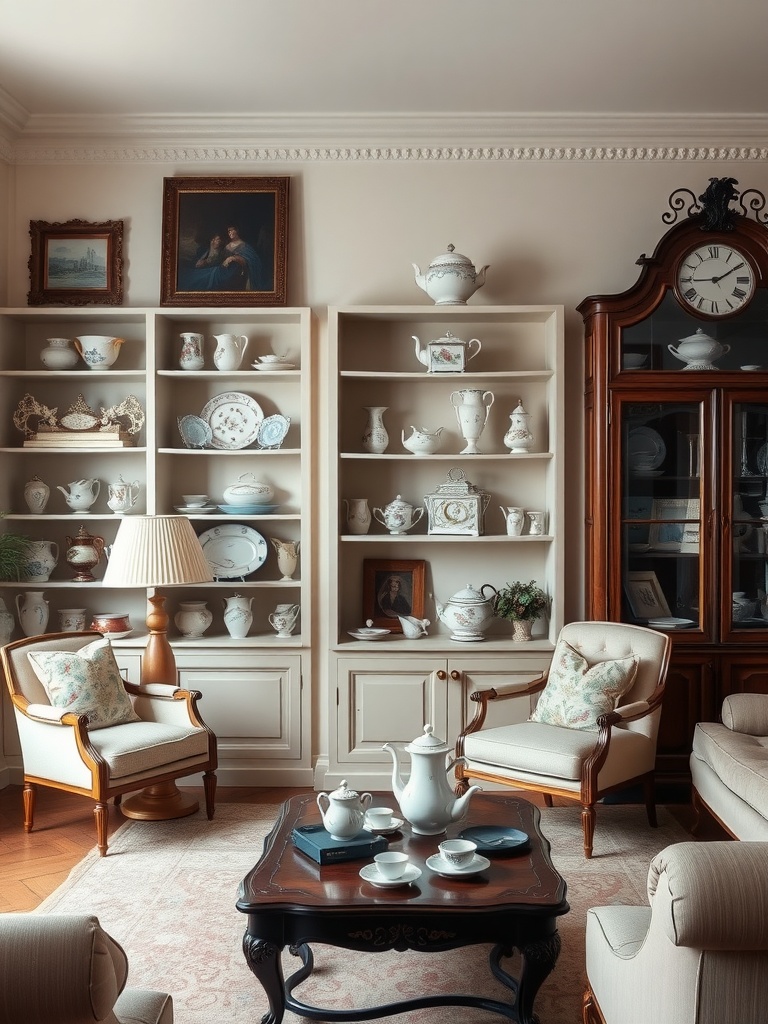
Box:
316 780 372 840
412 330 482 372
435 582 497 641
57 478 100 513
373 494 424 535
106 475 140 514
383 725 481 835
413 244 489 305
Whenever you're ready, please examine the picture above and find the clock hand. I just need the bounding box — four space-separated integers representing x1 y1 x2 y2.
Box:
691 262 745 285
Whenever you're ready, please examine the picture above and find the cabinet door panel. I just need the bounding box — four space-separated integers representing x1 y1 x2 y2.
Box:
447 656 550 743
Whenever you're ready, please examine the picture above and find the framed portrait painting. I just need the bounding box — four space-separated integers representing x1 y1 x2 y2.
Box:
363 559 426 632
28 219 123 306
160 176 289 306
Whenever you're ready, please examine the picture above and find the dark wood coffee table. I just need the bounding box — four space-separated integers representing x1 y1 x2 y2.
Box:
236 792 568 1024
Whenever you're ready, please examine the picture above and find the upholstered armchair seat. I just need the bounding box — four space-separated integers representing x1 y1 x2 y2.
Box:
0 913 172 1023
583 841 768 1024
1 631 217 856
455 621 671 857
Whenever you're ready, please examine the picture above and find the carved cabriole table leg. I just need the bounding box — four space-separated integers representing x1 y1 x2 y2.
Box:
517 932 561 1024
242 935 284 1024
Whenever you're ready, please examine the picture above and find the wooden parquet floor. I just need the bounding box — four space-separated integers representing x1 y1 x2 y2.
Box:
0 784 712 914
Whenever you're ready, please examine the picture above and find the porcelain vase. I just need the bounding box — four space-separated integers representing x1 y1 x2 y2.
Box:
504 399 535 453
362 406 389 454
223 594 253 639
58 607 87 632
450 389 494 455
270 538 300 580
179 332 205 370
40 337 79 370
16 591 49 637
343 498 371 535
23 475 50 514
175 600 213 638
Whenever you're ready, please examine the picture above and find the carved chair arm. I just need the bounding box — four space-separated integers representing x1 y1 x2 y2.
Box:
457 672 548 747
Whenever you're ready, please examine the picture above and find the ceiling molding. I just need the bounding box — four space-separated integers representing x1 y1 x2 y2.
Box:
5 111 768 163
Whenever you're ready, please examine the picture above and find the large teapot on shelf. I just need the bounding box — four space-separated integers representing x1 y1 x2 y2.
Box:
412 244 489 305
383 725 481 835
435 582 497 642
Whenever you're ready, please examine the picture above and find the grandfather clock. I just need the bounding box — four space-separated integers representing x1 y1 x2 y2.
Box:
579 177 768 783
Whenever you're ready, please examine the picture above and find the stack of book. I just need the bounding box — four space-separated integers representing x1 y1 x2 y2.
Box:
291 824 387 865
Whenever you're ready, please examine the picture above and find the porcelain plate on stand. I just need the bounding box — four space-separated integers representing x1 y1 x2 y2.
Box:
200 392 264 450
198 524 268 579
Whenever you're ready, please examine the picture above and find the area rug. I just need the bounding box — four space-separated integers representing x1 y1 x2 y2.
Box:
36 800 692 1024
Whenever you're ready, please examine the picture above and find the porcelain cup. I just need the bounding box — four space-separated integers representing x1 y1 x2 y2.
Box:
438 839 477 868
182 494 208 507
366 806 394 829
373 851 410 879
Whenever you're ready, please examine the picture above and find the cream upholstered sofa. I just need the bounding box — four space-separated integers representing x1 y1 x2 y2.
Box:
0 913 173 1023
583 841 768 1024
690 692 768 840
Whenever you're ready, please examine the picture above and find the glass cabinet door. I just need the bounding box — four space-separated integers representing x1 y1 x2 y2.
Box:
728 400 768 636
619 400 705 632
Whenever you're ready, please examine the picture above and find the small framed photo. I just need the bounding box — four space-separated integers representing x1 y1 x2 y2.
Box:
28 219 123 306
625 571 671 619
363 559 426 632
649 498 700 552
160 176 289 306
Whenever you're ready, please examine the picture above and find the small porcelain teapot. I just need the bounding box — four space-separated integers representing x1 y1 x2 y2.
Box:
316 780 372 840
383 725 481 835
413 244 489 305
213 333 249 371
106 475 140 514
401 425 444 456
58 478 101 513
435 582 497 642
412 330 482 372
373 494 424 535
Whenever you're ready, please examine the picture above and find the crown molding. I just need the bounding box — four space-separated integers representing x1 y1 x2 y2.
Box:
5 111 768 162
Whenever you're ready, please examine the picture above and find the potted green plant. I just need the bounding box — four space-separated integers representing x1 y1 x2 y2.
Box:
0 516 32 582
492 580 549 642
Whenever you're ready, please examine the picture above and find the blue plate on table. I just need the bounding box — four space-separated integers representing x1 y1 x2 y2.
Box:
458 826 530 855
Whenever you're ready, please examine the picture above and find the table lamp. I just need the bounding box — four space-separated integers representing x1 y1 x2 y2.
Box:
102 515 214 819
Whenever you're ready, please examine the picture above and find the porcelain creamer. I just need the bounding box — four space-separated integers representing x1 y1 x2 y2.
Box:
316 780 372 840
401 425 444 456
383 725 480 835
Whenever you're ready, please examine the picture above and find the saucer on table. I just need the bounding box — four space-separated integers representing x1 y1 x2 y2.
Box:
425 852 490 878
363 816 405 835
359 862 422 888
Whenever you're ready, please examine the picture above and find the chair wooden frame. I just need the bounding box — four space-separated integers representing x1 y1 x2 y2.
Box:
1 631 217 855
455 622 670 858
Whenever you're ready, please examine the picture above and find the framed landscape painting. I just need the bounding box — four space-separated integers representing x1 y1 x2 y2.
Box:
28 219 123 306
160 176 289 306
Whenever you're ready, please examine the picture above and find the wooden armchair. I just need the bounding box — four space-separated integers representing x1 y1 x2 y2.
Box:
1 630 217 856
455 621 670 857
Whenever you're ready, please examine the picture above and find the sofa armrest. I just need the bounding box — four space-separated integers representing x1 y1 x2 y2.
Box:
648 841 768 949
721 692 768 735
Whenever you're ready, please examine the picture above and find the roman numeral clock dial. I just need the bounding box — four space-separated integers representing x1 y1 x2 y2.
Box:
675 243 757 317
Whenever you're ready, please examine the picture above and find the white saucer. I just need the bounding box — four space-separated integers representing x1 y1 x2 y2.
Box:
252 361 296 371
364 816 405 835
348 629 391 641
359 862 421 888
425 853 490 878
174 504 218 514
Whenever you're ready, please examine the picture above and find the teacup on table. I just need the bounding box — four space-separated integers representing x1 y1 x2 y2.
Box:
373 851 410 879
366 806 394 830
438 839 477 868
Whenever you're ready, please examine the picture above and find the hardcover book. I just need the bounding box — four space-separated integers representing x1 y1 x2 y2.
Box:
291 824 387 865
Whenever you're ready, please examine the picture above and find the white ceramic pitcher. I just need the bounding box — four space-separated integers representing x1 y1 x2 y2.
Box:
213 333 249 371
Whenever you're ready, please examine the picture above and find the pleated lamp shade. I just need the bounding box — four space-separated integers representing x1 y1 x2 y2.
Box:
103 515 213 587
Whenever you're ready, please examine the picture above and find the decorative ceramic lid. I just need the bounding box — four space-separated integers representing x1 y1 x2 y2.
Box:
427 244 476 272
405 724 451 754
329 779 362 802
445 583 491 606
425 467 487 500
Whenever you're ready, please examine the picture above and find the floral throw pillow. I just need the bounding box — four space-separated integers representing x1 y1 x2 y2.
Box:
529 638 639 730
27 637 139 729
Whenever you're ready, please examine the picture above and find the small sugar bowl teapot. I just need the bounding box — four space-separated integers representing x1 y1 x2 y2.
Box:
373 494 424 535
316 780 372 840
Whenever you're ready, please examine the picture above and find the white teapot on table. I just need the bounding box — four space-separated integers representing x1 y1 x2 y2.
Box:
316 780 372 840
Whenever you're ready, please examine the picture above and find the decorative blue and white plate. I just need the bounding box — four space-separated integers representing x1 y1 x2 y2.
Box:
177 414 213 449
198 524 267 580
258 414 290 449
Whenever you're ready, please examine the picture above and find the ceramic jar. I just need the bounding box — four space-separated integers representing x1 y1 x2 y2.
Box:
16 591 49 637
22 540 59 582
343 498 371 535
106 476 140 514
58 607 87 632
24 476 50 514
316 780 372 840
179 332 205 370
450 389 494 455
175 600 213 638
74 335 124 370
213 333 249 371
504 400 535 453
373 495 424 535
0 597 14 645
64 526 105 582
270 538 300 580
412 245 489 305
223 593 253 639
362 407 389 454
41 337 79 370
58 479 101 514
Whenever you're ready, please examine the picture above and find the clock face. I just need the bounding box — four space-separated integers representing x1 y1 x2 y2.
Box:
675 243 757 318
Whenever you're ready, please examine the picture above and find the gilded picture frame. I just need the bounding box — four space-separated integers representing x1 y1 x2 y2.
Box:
28 219 124 306
160 176 289 306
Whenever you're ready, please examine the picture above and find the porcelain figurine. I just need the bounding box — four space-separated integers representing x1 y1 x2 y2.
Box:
412 330 481 372
316 780 372 840
23 475 50 514
213 333 249 371
435 582 497 642
372 495 424 535
383 725 480 835
73 335 124 370
413 244 489 305
401 425 444 456
58 478 101 513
